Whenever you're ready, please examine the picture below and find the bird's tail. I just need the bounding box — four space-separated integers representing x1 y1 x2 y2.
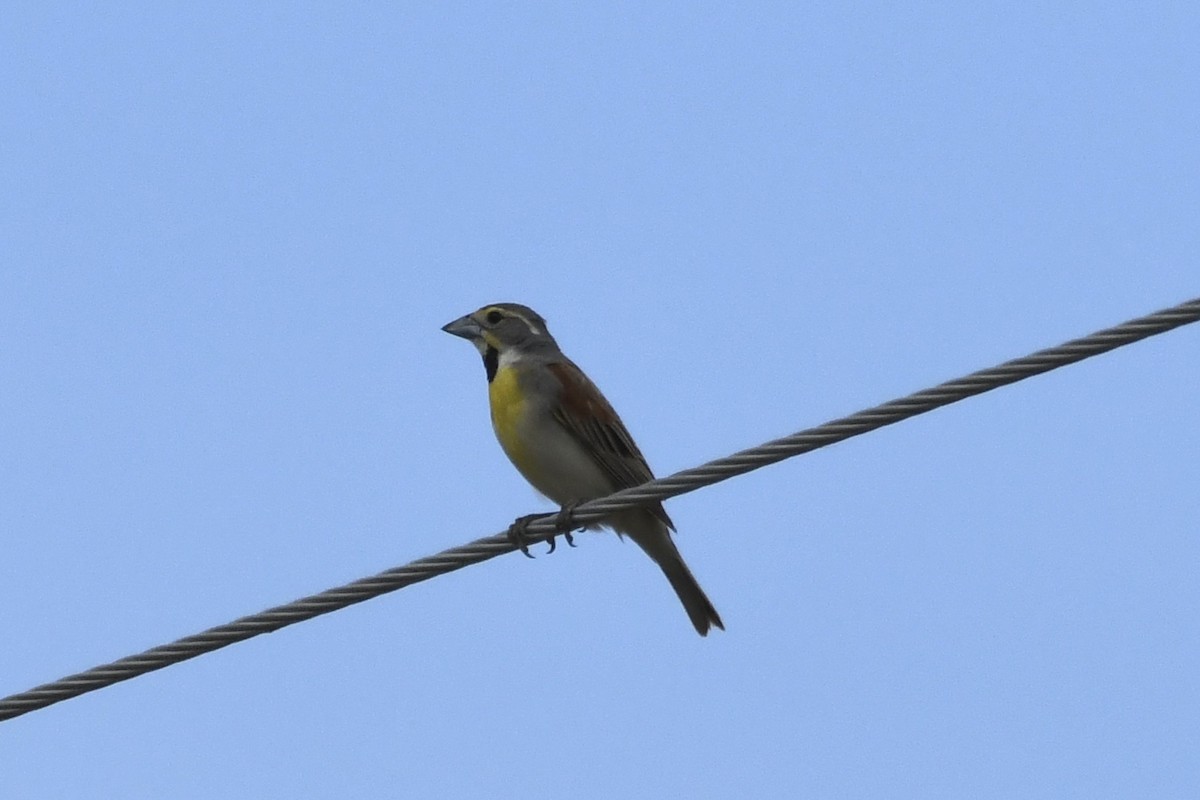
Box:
659 551 724 636
620 511 724 636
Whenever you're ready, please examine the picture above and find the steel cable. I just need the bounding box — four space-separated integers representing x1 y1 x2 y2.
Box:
2 296 1197 722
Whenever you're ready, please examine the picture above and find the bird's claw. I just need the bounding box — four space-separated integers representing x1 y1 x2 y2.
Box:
507 513 544 559
509 504 583 557
547 502 580 553
545 528 575 554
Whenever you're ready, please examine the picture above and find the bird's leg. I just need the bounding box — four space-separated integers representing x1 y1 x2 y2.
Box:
509 504 582 557
507 513 548 559
548 501 581 553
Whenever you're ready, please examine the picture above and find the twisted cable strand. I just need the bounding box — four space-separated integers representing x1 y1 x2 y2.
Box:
2 297 1197 722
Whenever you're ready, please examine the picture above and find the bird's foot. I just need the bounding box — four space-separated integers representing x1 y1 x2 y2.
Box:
546 502 581 554
507 513 546 559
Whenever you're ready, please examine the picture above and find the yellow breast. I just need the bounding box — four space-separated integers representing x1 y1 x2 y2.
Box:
488 365 533 470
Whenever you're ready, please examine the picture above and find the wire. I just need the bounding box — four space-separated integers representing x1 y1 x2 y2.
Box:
2 296 1197 723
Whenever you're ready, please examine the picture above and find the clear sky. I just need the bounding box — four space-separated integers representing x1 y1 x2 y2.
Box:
3 3 1198 798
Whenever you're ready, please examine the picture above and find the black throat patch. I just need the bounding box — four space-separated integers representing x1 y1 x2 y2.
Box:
483 346 499 383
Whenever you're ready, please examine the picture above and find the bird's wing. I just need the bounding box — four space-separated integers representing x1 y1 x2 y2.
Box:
546 359 675 530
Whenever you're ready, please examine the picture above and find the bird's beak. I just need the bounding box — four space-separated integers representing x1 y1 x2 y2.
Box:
441 315 483 340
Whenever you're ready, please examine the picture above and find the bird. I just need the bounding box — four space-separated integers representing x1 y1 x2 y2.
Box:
441 302 724 636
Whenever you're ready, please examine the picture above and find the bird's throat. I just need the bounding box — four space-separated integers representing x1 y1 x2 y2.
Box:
483 346 498 382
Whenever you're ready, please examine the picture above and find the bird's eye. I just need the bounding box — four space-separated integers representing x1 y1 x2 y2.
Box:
486 310 504 324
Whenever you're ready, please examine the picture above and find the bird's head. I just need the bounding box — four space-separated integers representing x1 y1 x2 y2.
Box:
442 303 560 375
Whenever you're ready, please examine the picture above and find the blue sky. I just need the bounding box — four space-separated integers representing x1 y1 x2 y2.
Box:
3 3 1198 797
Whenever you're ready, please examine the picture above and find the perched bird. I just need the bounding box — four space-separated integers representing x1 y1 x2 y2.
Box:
442 303 724 636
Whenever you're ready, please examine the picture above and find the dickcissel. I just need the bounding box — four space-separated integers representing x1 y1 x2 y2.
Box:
442 303 724 636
